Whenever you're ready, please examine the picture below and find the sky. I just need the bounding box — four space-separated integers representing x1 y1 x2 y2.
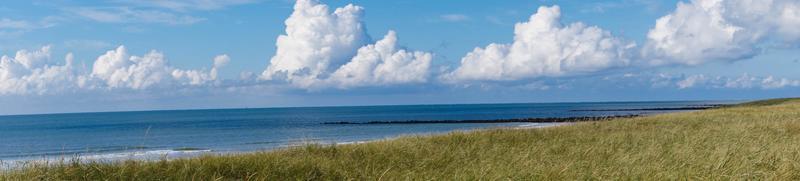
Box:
1 0 799 115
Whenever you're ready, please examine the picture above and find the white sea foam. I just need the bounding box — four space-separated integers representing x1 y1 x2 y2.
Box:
516 123 571 129
78 149 213 161
334 141 371 145
1 149 213 170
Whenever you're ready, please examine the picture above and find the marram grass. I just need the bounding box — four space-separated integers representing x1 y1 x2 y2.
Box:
3 98 800 180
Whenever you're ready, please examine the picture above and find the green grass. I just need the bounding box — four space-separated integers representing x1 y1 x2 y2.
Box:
734 98 797 107
4 98 800 180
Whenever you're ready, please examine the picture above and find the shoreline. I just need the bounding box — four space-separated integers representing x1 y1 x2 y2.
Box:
569 104 724 111
4 99 797 179
0 103 729 171
1 103 723 171
1 122 570 170
2 109 699 169
322 105 723 125
322 115 639 125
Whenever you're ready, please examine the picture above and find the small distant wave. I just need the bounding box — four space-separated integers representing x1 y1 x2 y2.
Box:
516 123 570 129
322 115 639 125
332 141 371 145
1 148 213 170
0 145 152 160
570 104 725 112
79 149 212 161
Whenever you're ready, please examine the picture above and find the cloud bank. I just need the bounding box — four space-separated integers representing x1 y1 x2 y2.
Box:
4 0 800 97
443 1 800 84
669 74 800 90
442 6 635 82
0 45 228 95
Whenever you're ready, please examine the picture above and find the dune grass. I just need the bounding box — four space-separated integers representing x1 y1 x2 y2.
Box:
4 98 800 180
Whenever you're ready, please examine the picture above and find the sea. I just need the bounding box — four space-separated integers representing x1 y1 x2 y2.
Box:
0 100 738 166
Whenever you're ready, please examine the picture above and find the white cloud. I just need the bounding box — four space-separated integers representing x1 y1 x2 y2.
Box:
329 31 432 88
656 73 800 90
761 76 800 89
0 46 82 95
776 2 800 40
69 7 205 25
91 46 229 89
211 54 230 79
442 6 635 82
643 0 800 65
723 74 758 89
172 54 229 86
90 46 172 89
261 0 369 87
261 0 431 89
0 45 235 95
440 14 470 22
676 74 706 89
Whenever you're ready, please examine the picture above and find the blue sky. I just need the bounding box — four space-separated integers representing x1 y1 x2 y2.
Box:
1 0 799 115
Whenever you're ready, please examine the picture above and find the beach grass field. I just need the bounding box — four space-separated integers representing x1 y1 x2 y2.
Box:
3 98 800 180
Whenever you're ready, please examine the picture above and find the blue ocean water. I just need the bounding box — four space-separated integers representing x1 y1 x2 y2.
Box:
0 101 736 163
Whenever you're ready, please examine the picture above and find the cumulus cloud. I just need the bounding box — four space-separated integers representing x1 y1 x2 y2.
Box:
575 72 800 90
211 54 230 78
261 0 369 87
760 76 800 89
0 45 230 95
91 46 229 89
722 74 758 89
643 0 800 65
90 46 171 89
442 6 635 82
0 46 82 95
676 74 706 89
7 0 800 97
328 31 432 88
171 54 229 85
261 0 431 89
658 73 800 89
